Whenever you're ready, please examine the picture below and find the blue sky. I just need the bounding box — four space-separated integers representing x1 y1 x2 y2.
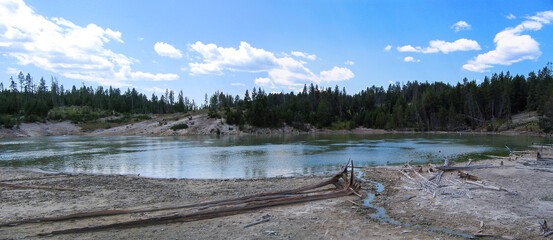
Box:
1 0 552 102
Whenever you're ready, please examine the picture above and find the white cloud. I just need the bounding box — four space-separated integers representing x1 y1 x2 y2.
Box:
384 45 392 51
463 10 553 72
189 41 278 75
138 37 144 41
0 0 178 86
231 82 246 87
397 39 481 54
254 77 273 87
397 45 418 52
403 56 420 62
291 51 316 60
188 41 354 89
451 21 471 32
507 14 516 20
154 42 183 59
344 60 354 65
142 86 168 94
6 67 19 75
319 67 355 82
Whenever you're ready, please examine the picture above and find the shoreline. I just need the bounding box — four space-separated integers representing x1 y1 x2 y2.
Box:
0 120 550 139
1 146 551 239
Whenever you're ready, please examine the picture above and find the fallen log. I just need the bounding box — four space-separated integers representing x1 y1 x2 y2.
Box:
435 164 507 171
515 166 553 173
464 180 515 195
457 171 480 181
399 195 416 202
244 217 270 228
38 187 359 236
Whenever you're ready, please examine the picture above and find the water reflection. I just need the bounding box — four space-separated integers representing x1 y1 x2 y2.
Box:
0 134 550 179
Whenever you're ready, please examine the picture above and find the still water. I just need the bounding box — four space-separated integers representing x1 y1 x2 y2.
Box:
0 133 549 179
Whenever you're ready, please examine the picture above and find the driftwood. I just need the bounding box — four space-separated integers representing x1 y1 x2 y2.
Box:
244 217 270 228
1 162 361 236
0 182 81 192
399 195 416 202
464 180 515 195
457 171 480 181
428 158 449 184
435 164 501 171
540 220 553 237
515 166 553 173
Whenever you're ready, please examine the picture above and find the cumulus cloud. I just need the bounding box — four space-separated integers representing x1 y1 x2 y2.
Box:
188 41 354 90
0 0 178 87
507 14 516 20
254 77 273 87
154 42 183 59
319 67 355 82
463 10 553 72
452 21 471 32
344 60 354 65
403 56 420 63
291 51 316 60
397 39 481 54
231 82 246 87
6 67 19 75
397 45 418 52
384 45 392 51
142 86 169 94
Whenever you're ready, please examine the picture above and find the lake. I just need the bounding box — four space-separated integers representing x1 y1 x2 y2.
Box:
0 133 550 179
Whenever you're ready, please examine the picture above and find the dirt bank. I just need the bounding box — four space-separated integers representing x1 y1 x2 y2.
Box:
1 146 552 239
1 111 549 139
0 121 80 138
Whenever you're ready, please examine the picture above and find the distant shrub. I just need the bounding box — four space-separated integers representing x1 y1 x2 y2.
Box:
541 195 553 201
48 106 109 123
171 123 189 131
0 115 16 128
134 115 151 121
208 108 220 119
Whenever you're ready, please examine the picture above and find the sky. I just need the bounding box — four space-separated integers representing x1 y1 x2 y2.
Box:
1 0 552 103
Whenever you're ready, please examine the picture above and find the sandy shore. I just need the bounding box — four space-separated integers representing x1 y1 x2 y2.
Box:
1 147 551 239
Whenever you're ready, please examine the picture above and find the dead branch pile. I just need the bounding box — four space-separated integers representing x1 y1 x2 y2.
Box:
398 158 516 199
0 161 361 237
515 149 553 173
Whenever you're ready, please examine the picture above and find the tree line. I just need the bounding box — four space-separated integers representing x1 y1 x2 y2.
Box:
0 72 197 127
1 64 552 132
209 64 553 132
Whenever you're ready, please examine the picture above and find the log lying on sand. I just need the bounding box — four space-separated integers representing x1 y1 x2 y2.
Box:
1 161 362 237
457 171 480 181
435 164 512 171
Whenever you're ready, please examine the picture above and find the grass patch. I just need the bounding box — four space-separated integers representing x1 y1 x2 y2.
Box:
540 196 553 201
450 149 510 163
107 114 152 124
170 123 189 131
328 121 355 130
